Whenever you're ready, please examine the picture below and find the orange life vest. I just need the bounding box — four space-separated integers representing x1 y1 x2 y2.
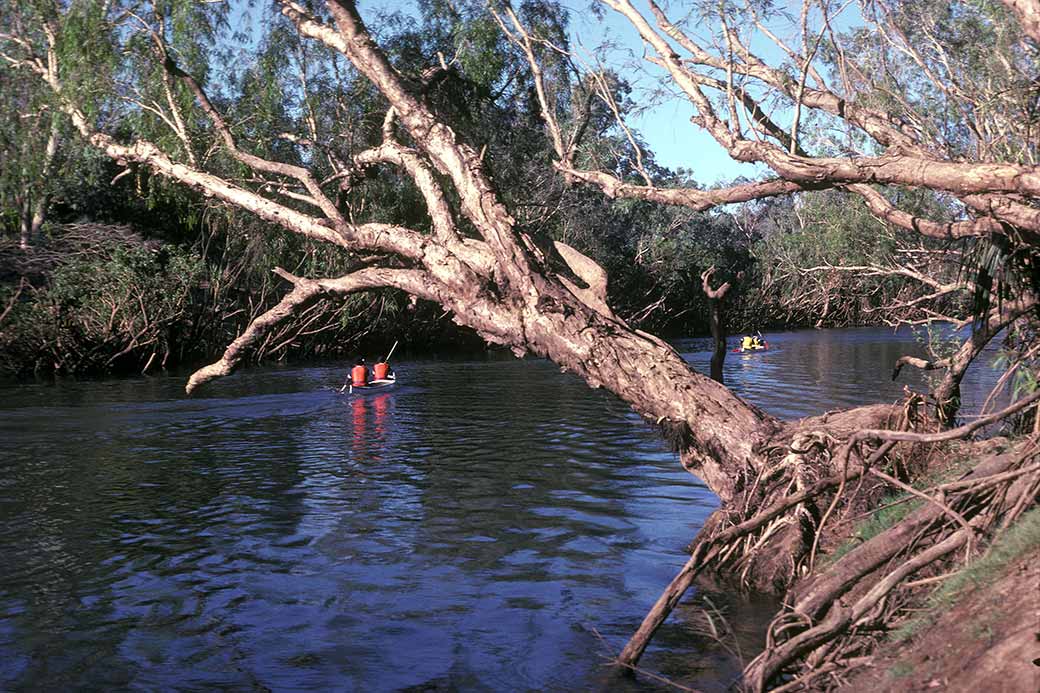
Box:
373 362 390 380
351 364 368 386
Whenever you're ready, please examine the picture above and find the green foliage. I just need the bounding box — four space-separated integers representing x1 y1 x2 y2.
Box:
826 492 922 566
1 233 206 373
749 188 969 327
0 61 63 240
7 0 1028 380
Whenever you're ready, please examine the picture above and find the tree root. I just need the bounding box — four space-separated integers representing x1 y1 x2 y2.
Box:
617 394 1040 691
744 440 1039 691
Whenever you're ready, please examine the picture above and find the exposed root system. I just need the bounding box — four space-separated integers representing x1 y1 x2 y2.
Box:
618 392 1040 692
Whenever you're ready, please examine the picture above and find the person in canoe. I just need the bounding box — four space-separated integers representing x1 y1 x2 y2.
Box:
372 359 394 381
341 342 399 393
350 358 369 387
740 333 766 351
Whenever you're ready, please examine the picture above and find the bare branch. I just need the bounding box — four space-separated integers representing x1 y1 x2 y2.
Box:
160 55 344 224
700 266 732 300
186 266 438 394
557 166 811 209
849 184 1003 239
283 1 530 268
851 389 1040 445
592 0 1040 240
353 142 460 245
1001 0 1040 43
492 5 568 163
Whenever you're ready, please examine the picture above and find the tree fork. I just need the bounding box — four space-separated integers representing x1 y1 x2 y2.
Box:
700 266 736 384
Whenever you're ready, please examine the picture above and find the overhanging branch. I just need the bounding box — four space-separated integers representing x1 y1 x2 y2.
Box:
186 266 437 394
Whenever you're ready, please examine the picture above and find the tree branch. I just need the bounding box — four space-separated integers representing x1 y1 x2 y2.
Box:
186 266 437 394
283 1 530 270
160 54 344 224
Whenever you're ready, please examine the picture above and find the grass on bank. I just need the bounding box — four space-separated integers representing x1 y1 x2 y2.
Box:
824 492 921 566
824 454 981 566
890 504 1040 642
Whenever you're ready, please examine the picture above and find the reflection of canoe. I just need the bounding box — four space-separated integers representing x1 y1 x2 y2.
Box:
349 374 397 394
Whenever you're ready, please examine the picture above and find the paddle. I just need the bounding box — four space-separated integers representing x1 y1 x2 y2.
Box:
382 340 399 364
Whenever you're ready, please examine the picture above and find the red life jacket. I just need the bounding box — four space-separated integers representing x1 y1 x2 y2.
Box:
373 362 390 380
351 364 368 387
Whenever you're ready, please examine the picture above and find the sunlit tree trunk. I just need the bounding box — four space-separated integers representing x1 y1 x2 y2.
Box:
16 118 59 250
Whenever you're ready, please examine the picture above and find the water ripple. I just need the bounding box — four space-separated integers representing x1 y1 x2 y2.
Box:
0 328 1002 691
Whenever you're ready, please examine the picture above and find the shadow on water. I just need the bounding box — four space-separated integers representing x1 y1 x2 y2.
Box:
0 327 1006 690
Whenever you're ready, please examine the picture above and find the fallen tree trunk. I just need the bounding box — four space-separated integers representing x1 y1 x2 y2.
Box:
618 392 1040 678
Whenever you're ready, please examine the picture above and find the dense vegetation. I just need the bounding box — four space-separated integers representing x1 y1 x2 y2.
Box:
0 1 967 378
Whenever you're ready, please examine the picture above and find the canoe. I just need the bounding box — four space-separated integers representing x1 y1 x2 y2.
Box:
732 343 769 353
348 374 397 394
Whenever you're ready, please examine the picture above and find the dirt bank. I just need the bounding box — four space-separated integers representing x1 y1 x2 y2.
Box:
840 549 1039 692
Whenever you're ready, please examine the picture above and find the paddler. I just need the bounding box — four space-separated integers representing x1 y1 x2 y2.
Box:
351 358 369 387
372 340 398 381
373 360 394 381
741 335 755 350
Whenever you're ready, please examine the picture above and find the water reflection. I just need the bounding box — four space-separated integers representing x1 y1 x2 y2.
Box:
0 327 1004 691
678 326 1002 420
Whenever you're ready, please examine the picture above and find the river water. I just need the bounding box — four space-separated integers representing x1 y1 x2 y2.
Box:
0 328 1003 691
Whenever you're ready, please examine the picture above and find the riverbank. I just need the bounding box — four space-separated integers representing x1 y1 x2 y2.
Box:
0 223 920 381
840 534 1038 691
688 431 1040 691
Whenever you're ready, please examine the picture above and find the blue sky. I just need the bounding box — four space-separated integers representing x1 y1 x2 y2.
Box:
563 3 767 184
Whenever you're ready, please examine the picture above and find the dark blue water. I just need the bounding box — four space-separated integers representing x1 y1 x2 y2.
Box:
0 327 1003 691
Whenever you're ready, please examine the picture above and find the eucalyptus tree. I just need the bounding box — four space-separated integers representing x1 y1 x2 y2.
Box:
3 1 1038 689
511 0 1040 239
0 60 63 248
503 0 1040 418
